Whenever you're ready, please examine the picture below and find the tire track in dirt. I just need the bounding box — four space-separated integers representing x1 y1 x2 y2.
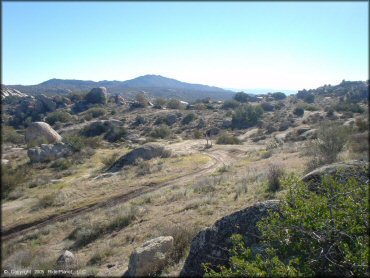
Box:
2 151 226 242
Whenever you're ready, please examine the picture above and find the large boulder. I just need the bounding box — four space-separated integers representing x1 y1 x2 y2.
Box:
85 87 107 104
180 200 280 277
28 143 72 163
302 160 368 191
126 236 174 277
25 122 62 147
107 143 165 172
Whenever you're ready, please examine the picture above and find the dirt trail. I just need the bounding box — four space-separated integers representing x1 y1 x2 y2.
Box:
2 145 227 242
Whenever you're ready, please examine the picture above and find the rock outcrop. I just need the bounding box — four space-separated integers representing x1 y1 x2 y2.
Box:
85 87 107 104
25 122 62 147
36 94 57 112
126 236 174 277
180 200 280 277
28 143 72 163
1 86 27 99
107 143 165 172
302 160 368 191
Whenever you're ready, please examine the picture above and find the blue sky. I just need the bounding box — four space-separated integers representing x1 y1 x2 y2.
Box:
2 2 368 90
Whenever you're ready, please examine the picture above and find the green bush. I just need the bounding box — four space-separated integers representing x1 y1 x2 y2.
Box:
104 126 127 142
232 104 263 129
45 110 72 125
84 107 107 118
267 163 284 192
134 93 149 108
233 92 257 103
63 135 85 152
2 125 24 144
293 107 304 117
305 121 350 171
222 100 240 109
1 165 28 199
271 92 286 100
216 134 240 145
334 102 364 113
181 113 196 125
153 97 167 109
204 174 369 277
167 99 182 109
150 125 171 139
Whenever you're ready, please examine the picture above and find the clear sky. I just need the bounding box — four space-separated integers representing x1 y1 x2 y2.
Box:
2 1 368 90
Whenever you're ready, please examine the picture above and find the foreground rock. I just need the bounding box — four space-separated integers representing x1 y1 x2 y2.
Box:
302 160 368 191
56 250 77 267
180 200 279 277
107 143 166 172
25 122 62 147
28 143 72 163
126 236 174 277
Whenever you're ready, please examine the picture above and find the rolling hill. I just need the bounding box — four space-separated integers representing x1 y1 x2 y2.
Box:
7 75 235 101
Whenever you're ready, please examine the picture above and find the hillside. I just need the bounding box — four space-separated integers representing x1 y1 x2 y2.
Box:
1 80 368 277
7 75 235 102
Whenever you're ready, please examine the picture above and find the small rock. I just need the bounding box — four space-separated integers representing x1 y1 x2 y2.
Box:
127 236 174 277
56 250 76 266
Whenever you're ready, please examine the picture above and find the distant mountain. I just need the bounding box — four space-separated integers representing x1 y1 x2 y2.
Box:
7 75 234 101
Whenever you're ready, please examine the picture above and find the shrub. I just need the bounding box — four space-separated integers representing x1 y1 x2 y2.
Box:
232 104 263 129
181 113 196 125
194 130 203 139
63 135 85 152
355 118 368 132
50 158 73 170
216 134 240 145
271 92 286 100
101 153 120 169
293 107 304 117
150 125 171 139
104 126 127 142
234 92 257 103
222 100 240 109
45 110 72 125
70 206 139 249
136 160 151 176
153 97 166 109
84 107 107 118
267 163 284 192
2 125 24 144
134 93 149 108
1 165 28 199
205 174 369 277
334 102 364 113
260 102 274 112
305 121 350 170
37 193 56 209
132 116 147 127
167 99 182 109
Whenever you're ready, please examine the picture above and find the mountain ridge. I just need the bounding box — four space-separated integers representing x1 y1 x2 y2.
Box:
7 75 233 101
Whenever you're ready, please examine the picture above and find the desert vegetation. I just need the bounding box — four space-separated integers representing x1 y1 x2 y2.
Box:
1 79 368 277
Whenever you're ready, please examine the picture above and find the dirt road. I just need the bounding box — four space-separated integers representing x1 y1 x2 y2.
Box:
2 144 228 242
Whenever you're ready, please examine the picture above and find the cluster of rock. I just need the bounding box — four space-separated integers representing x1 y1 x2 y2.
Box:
1 86 28 99
25 122 72 163
28 143 72 163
